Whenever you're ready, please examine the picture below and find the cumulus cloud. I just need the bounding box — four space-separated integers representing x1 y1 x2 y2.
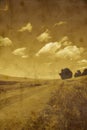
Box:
22 55 29 58
56 46 84 60
36 42 61 56
77 59 87 64
37 29 51 42
18 23 32 32
60 36 72 46
36 36 71 57
36 36 84 60
12 47 28 58
60 36 69 43
0 36 12 47
54 21 67 26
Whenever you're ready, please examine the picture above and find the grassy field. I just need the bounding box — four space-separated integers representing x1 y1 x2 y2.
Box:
0 76 87 130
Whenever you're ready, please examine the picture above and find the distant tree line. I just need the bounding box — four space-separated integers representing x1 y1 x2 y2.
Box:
59 68 87 80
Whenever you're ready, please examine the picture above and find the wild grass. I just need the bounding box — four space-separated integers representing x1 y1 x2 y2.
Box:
23 76 87 130
0 76 87 130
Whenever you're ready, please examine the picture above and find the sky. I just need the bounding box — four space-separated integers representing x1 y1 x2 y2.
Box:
0 0 87 79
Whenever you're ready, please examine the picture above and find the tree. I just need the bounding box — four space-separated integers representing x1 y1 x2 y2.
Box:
59 68 73 80
82 68 87 76
74 70 82 78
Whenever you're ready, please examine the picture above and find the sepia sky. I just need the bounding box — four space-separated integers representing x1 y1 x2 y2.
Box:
0 0 87 79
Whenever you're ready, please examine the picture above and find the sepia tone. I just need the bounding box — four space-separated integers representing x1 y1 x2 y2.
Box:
0 0 87 130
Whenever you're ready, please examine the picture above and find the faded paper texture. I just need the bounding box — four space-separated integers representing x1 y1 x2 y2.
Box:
0 0 87 130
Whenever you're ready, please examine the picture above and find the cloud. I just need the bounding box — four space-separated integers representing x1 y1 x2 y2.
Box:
22 55 29 58
36 36 71 57
0 36 12 47
36 42 61 56
77 59 87 71
36 36 84 60
60 36 72 46
54 21 67 26
12 47 28 58
18 23 32 32
37 29 51 42
79 66 87 70
56 46 84 60
77 59 87 64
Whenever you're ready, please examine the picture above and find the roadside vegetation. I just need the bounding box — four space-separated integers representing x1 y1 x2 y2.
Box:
0 76 87 130
23 76 87 130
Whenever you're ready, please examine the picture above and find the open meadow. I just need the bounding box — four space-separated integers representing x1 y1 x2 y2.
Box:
0 76 87 130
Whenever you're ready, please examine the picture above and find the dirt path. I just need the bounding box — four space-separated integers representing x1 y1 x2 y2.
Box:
0 81 59 121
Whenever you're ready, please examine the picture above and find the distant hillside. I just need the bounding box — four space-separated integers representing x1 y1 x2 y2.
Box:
0 74 32 82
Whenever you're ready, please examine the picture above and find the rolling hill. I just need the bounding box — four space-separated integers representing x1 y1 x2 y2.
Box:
0 76 87 130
